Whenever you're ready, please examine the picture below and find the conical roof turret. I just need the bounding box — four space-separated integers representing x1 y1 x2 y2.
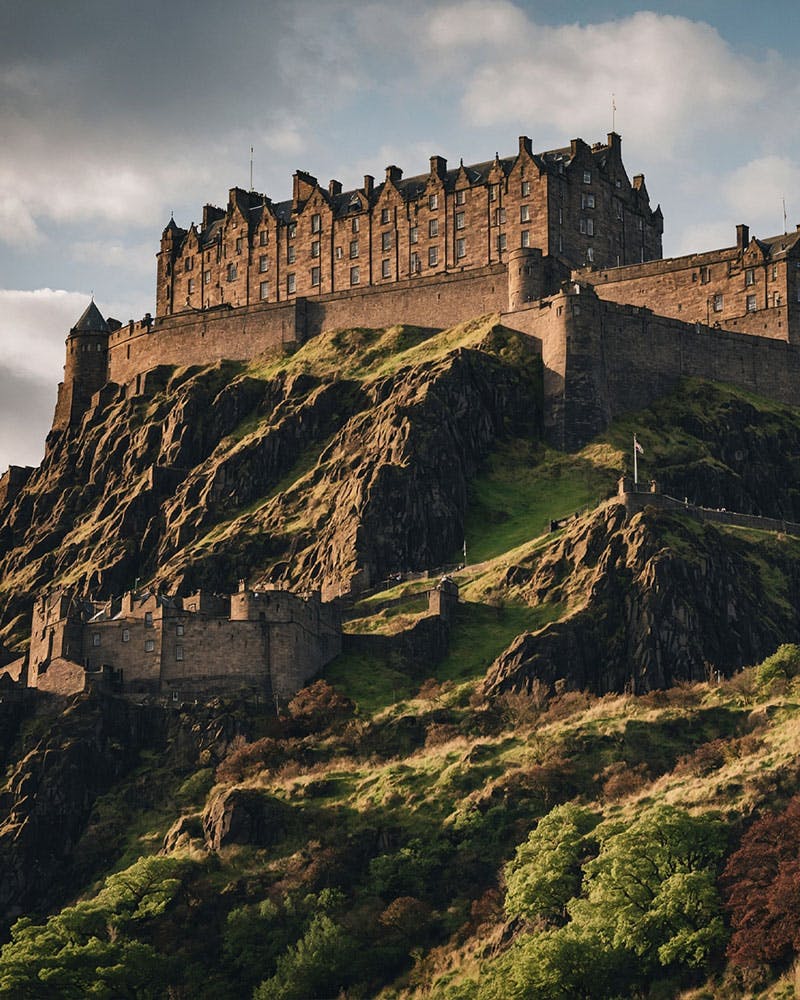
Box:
70 301 109 336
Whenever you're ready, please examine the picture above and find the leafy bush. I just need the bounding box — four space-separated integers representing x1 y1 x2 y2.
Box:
287 680 355 733
253 912 357 1000
755 644 800 693
215 736 287 783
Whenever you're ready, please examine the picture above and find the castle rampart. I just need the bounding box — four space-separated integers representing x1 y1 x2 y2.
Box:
24 585 341 704
575 225 800 344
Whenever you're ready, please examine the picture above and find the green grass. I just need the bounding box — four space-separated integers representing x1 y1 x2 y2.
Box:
436 600 564 684
324 651 417 716
464 439 620 564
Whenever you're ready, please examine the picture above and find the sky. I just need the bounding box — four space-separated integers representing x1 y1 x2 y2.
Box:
2 0 800 469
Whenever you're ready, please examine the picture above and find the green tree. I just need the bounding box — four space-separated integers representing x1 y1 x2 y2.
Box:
253 911 357 1000
0 856 191 999
569 805 728 970
504 803 600 924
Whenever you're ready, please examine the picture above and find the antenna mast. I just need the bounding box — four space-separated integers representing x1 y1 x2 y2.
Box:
612 93 616 132
249 146 254 192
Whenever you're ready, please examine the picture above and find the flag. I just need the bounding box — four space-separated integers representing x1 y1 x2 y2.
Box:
634 435 644 455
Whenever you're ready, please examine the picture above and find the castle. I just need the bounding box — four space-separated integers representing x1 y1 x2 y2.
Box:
35 130 800 457
5 129 800 700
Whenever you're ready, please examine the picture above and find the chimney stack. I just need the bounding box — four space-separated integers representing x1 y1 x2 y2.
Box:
430 155 447 180
736 224 749 250
385 165 403 184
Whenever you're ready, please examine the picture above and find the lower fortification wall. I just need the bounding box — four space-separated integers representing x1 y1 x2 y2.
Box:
107 266 507 385
503 287 800 448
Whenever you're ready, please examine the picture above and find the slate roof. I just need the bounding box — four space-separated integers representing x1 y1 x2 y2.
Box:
71 300 110 335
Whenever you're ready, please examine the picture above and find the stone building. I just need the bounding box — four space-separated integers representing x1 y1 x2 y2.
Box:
576 224 800 342
156 133 663 316
24 583 341 703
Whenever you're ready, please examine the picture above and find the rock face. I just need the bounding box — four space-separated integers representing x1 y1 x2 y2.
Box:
202 786 286 851
0 324 540 643
485 502 800 697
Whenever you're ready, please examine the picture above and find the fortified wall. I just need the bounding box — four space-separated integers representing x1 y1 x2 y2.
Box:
23 583 341 704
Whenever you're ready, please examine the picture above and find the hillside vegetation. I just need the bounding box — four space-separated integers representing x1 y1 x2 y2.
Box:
4 319 800 996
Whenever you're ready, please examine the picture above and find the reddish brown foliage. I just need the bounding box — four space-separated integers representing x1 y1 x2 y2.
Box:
379 896 433 939
597 761 651 801
722 795 800 967
287 680 354 732
215 736 286 783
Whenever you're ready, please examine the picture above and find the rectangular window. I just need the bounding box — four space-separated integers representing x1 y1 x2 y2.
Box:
260 231 268 246
145 612 153 628
456 237 466 260
581 193 595 209
745 268 755 286
288 222 297 239
235 237 243 254
92 632 100 646
259 280 268 300
184 257 192 271
455 211 465 230
521 230 530 248
352 217 360 233
226 262 237 281
287 246 296 264
176 623 184 636
747 293 757 312
287 273 296 294
587 247 595 263
311 240 320 258
381 208 390 224
496 233 507 252
520 205 530 222
700 266 711 284
350 239 359 259
381 231 392 251
429 193 438 210
203 269 210 285
429 219 438 237
410 226 418 245
311 266 321 286
187 277 195 293
350 265 360 285
522 180 531 196
772 265 778 279
587 218 594 236
583 170 591 184
774 291 782 307
172 690 179 702
428 245 439 266
122 628 130 643
176 645 184 661
259 255 268 272
145 638 155 652
713 293 723 312
335 245 343 260
455 189 466 206
489 184 499 202
381 258 390 278
410 251 420 272
311 213 321 233
494 207 506 226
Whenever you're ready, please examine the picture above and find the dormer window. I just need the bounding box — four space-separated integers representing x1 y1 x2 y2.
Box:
260 231 268 246
352 217 360 234
489 184 499 202
235 237 243 254
429 193 438 210
311 213 321 233
381 208 390 224
745 268 755 286
521 180 531 197
455 189 466 206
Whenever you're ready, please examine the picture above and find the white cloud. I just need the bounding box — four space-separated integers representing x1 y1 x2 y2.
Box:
0 288 88 380
723 156 800 236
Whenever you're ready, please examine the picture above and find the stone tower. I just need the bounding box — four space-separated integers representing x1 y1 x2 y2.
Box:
51 301 110 433
507 247 544 311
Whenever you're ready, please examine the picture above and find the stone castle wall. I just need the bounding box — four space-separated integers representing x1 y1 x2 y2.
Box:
503 286 800 449
107 265 507 385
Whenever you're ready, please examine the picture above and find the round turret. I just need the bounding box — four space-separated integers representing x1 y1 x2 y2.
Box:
52 301 110 431
507 246 543 311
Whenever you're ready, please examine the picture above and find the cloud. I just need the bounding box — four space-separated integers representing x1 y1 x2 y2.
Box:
723 157 800 236
0 365 55 471
0 288 88 381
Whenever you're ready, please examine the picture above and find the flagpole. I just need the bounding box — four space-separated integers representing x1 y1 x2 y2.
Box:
633 434 638 485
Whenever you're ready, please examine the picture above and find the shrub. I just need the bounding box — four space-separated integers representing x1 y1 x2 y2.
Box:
215 736 286 783
755 644 800 693
287 680 354 733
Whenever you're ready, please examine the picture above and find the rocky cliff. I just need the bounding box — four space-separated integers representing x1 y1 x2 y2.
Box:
485 499 800 696
0 319 540 645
